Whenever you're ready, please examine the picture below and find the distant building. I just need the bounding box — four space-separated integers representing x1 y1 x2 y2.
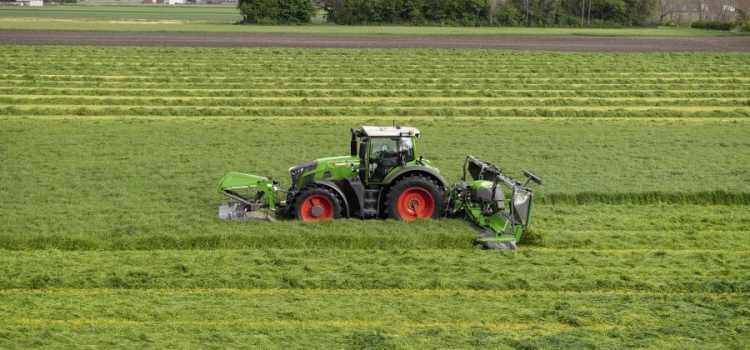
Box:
15 0 43 5
143 0 184 3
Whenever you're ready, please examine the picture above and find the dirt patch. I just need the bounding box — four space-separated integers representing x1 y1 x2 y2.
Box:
1 30 748 52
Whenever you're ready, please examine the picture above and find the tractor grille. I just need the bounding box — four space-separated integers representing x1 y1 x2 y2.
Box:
289 160 317 189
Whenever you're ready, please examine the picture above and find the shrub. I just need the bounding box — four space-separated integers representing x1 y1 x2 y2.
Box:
735 9 750 31
238 0 316 25
691 21 732 31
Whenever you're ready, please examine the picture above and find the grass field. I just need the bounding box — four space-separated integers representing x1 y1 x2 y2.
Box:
1 4 747 36
0 4 239 22
0 46 748 348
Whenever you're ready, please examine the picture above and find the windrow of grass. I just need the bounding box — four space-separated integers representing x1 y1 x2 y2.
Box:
2 106 747 118
2 97 747 107
1 47 746 120
1 248 747 292
1 46 747 66
1 288 746 349
1 203 747 251
2 48 748 80
3 88 748 99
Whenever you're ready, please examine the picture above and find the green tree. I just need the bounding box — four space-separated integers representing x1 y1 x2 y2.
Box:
238 0 316 25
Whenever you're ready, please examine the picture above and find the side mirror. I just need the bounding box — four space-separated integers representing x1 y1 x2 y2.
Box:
350 128 357 156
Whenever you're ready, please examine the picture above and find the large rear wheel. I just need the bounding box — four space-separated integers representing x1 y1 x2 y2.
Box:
386 175 445 221
293 188 342 221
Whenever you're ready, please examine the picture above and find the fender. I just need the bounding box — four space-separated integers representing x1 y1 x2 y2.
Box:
314 179 351 217
383 166 449 188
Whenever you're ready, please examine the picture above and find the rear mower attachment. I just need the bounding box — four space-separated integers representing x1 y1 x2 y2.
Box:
451 156 542 250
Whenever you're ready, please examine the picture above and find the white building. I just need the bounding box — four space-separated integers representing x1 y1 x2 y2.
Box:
16 0 43 5
163 0 185 4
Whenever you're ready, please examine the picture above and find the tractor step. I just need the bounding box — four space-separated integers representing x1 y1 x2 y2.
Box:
362 189 380 216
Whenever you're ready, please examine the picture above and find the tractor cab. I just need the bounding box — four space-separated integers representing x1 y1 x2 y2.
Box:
351 126 420 184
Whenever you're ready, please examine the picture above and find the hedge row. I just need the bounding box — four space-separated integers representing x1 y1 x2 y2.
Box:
691 21 732 31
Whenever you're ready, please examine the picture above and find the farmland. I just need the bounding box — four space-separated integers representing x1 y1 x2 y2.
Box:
0 46 748 348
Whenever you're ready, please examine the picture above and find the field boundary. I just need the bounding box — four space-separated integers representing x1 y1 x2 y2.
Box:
1 31 749 52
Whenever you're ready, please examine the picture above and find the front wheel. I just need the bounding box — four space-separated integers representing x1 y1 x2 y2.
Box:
293 188 342 221
386 175 445 221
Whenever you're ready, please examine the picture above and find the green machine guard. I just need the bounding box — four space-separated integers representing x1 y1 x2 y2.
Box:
217 172 282 222
453 156 542 250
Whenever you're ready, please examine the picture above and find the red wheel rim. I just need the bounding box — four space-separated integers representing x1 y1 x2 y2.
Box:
299 195 334 221
397 187 435 220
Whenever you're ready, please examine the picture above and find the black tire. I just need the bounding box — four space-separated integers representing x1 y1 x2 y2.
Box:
292 187 342 221
386 175 445 221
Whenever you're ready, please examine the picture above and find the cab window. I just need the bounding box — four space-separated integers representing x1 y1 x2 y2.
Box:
399 137 414 162
368 137 415 182
368 138 399 182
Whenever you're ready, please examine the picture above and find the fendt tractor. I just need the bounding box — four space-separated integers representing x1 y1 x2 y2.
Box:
217 126 542 249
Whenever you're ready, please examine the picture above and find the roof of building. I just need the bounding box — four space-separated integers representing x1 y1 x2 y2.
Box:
360 126 420 137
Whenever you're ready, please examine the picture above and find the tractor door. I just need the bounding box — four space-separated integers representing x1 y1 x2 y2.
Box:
367 137 414 183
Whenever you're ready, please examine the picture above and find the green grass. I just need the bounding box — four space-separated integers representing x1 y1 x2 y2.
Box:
1 289 744 349
0 5 747 36
0 45 748 348
0 4 241 22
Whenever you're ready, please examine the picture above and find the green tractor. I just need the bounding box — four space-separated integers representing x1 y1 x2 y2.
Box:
218 126 542 249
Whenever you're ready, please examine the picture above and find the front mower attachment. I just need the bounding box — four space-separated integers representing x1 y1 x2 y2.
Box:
217 172 282 222
219 203 276 222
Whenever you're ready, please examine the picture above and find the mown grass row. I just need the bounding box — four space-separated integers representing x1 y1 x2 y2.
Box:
2 97 746 107
3 55 747 68
6 79 747 87
1 46 746 65
5 79 747 89
6 75 749 83
1 288 746 349
1 249 747 292
0 227 746 251
4 73 748 80
4 61 746 75
3 88 746 99
3 106 747 118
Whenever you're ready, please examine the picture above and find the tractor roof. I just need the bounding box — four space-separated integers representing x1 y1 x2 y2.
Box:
360 126 420 137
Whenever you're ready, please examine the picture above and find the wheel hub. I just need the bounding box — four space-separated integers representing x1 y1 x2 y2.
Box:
408 199 420 210
310 205 324 217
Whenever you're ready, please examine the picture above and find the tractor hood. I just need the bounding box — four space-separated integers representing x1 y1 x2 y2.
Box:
316 155 360 168
289 156 359 188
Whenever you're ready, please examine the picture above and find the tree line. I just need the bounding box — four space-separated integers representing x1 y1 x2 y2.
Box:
323 0 655 26
237 0 747 27
655 0 748 25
